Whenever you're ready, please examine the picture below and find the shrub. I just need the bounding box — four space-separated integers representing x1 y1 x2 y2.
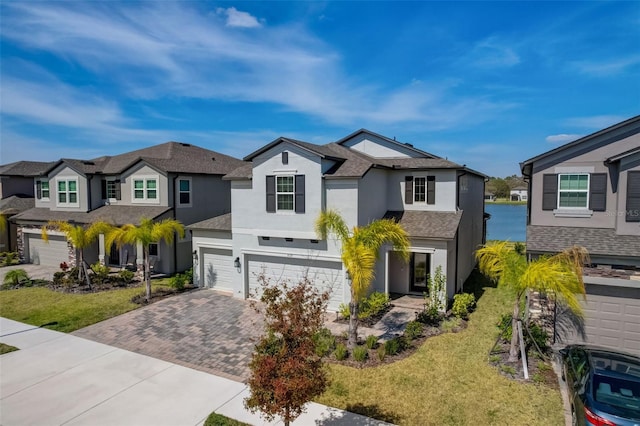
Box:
169 273 186 290
2 269 30 288
514 242 526 255
3 252 17 266
384 337 403 356
441 317 462 333
338 303 350 319
452 293 476 319
377 345 386 361
365 334 378 349
183 268 193 284
53 271 66 286
339 292 390 320
497 313 513 342
526 323 549 353
334 343 348 361
352 345 368 363
204 412 249 426
313 328 336 357
91 262 111 286
404 321 424 340
416 304 442 326
425 266 447 313
118 269 135 284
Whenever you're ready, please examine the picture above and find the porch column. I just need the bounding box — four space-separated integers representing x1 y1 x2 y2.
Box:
384 249 390 296
98 233 106 265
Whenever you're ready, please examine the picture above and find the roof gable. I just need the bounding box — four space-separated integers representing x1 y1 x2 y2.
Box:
335 129 439 159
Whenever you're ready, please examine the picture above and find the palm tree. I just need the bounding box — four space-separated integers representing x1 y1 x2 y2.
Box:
106 217 184 302
42 220 114 288
316 210 409 347
476 241 588 362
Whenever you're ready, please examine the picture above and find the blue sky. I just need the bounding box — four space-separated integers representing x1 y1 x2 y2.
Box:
1 1 638 176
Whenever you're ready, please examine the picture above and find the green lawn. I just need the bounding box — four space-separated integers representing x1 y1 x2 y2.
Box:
316 272 564 425
0 343 19 354
0 284 159 333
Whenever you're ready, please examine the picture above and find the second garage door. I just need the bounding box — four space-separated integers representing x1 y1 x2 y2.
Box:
201 248 233 291
27 234 69 266
247 255 344 310
557 283 640 356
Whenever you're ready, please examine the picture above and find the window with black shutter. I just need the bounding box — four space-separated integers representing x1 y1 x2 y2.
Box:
626 171 640 222
427 176 436 205
101 180 107 199
266 175 276 212
36 181 42 199
589 173 607 212
295 175 305 213
542 174 558 210
405 176 413 204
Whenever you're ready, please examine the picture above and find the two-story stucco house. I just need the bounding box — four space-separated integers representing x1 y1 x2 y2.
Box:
12 142 245 275
0 161 54 252
190 129 487 311
520 115 640 355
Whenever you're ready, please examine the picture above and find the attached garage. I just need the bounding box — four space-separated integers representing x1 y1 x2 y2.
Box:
246 255 345 310
557 283 640 356
200 248 234 291
26 233 69 266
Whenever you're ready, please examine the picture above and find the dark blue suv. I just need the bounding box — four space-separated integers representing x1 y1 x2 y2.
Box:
561 345 640 426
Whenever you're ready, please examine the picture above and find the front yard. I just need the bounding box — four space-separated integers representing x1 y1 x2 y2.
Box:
316 272 564 425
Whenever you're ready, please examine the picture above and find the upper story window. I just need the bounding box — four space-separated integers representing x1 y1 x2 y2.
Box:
102 179 121 200
266 175 305 213
57 179 78 206
36 180 50 200
558 174 589 208
277 176 294 211
178 178 191 206
406 175 435 205
133 177 158 202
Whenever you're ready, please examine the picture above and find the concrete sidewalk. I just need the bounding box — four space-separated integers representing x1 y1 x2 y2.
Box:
0 318 388 426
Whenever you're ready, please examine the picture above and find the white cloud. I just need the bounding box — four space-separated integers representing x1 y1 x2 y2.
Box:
572 55 640 77
216 7 262 28
545 134 581 144
467 37 520 68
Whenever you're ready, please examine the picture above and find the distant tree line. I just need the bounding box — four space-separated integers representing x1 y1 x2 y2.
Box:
486 175 526 199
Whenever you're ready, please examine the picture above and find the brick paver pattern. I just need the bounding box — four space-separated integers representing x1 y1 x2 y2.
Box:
73 289 263 382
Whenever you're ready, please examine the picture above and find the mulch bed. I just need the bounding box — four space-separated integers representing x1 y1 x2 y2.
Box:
489 341 559 388
333 304 393 328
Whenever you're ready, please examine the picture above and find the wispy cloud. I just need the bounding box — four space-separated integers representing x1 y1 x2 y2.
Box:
466 37 520 69
0 2 509 131
545 134 581 144
216 7 262 28
564 115 627 130
571 55 640 77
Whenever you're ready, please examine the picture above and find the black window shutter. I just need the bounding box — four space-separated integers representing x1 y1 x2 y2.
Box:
589 173 607 212
266 176 276 212
101 180 107 199
36 181 42 199
626 171 640 222
295 175 305 213
405 176 414 205
542 174 558 211
282 152 288 165
427 176 436 205
115 180 122 200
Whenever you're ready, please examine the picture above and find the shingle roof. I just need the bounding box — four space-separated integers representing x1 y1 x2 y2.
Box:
187 213 232 231
527 225 640 259
383 210 462 240
47 142 246 176
0 161 55 177
0 196 35 215
334 128 441 159
12 205 171 226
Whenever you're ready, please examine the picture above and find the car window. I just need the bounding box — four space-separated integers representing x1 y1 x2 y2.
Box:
594 374 640 413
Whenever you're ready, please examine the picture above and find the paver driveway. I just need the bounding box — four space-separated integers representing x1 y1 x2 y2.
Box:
73 289 263 382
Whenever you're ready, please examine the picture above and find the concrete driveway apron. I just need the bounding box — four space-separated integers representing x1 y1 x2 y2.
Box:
73 289 262 382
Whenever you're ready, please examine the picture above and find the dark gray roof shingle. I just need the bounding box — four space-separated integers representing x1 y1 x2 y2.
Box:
0 196 35 215
12 205 171 226
0 161 55 177
383 210 462 240
187 213 232 231
527 225 640 259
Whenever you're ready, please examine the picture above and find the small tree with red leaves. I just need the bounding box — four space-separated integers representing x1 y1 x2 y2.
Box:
244 274 331 426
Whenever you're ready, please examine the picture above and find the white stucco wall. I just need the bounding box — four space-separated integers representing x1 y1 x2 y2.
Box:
120 164 169 207
48 166 88 212
386 169 457 212
340 133 421 158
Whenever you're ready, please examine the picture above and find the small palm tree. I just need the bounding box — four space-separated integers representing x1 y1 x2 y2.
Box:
106 217 184 302
3 268 30 287
476 241 588 362
316 210 409 347
42 221 114 288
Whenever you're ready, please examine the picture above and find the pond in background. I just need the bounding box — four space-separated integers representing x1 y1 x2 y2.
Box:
485 204 527 242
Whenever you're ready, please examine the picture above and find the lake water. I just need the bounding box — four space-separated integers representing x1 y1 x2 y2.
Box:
485 204 527 242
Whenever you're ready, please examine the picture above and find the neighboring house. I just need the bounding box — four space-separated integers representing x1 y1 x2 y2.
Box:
0 161 53 252
484 191 496 202
520 115 640 355
190 129 487 311
510 186 528 201
11 142 245 275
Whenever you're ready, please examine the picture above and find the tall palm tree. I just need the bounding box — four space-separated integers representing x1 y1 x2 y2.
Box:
476 241 588 362
106 217 184 302
42 220 114 288
316 210 409 347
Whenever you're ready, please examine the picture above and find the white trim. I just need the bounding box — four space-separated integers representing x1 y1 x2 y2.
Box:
557 173 590 210
272 169 298 174
105 178 119 201
276 175 295 212
553 209 593 218
21 228 65 237
55 177 79 207
240 248 342 262
194 242 233 250
233 228 318 239
39 179 50 201
177 176 192 208
131 175 160 204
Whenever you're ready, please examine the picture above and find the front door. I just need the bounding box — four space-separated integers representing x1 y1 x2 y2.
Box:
410 252 430 293
108 244 120 265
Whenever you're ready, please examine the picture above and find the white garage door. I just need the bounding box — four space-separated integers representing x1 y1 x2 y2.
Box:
247 255 344 310
557 284 640 356
201 248 233 291
27 234 69 266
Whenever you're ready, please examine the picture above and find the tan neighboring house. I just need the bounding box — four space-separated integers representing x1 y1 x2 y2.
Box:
520 115 640 355
11 142 245 275
0 161 54 252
